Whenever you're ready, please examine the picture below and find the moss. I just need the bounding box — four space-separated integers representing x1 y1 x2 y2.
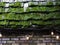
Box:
6 13 15 20
9 2 21 7
27 7 40 12
0 2 5 6
14 2 21 7
46 2 53 5
8 8 24 13
0 20 8 25
9 3 15 7
56 2 60 5
0 8 5 12
39 7 47 11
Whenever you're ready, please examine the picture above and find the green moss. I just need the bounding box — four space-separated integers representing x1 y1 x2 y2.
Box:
44 21 54 25
39 7 47 11
56 2 60 5
6 13 15 20
8 8 24 13
27 7 48 12
27 6 60 12
0 2 5 6
15 14 20 20
9 3 15 7
0 20 8 25
0 14 7 20
10 25 16 28
14 2 21 7
27 7 40 12
29 2 34 6
15 21 31 28
46 2 53 5
31 20 60 25
44 12 60 20
0 15 4 20
8 8 16 12
23 14 32 20
0 8 5 12
32 13 43 20
54 20 60 25
46 6 60 11
9 2 21 7
54 12 60 18
32 21 44 25
9 21 16 25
